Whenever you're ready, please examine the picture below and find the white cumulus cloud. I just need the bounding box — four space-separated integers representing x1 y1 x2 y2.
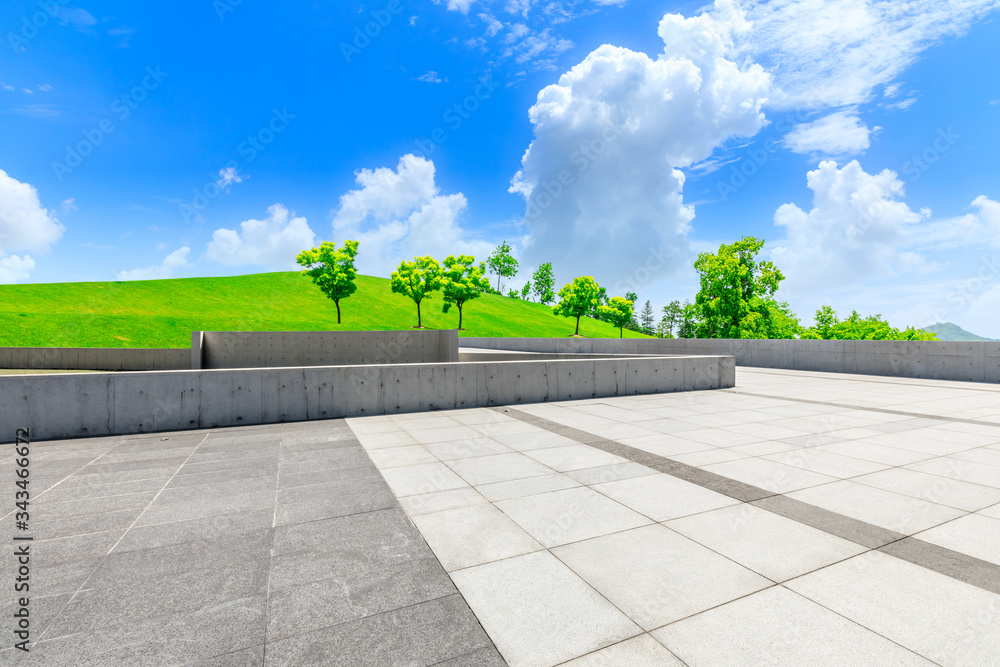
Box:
206 204 316 270
510 1 772 289
0 255 35 283
783 109 877 157
118 247 191 281
0 169 65 282
771 160 934 289
332 154 494 278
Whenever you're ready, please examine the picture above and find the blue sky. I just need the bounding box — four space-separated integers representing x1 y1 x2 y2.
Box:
2 0 999 336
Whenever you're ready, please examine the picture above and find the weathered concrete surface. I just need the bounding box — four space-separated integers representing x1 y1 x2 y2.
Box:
0 346 189 372
199 330 460 369
0 355 733 443
462 338 1000 384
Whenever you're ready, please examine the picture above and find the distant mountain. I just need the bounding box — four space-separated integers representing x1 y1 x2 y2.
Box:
921 322 997 342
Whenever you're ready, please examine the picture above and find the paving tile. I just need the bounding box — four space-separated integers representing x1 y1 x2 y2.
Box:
787 480 965 535
906 457 1000 489
951 447 1000 467
353 431 419 449
564 461 657 485
496 487 652 548
397 487 489 516
266 557 456 641
701 457 838 494
592 473 738 522
408 425 492 444
434 646 509 667
263 594 492 667
451 551 641 667
412 504 543 571
852 467 1000 512
553 524 770 630
378 462 469 497
136 490 275 526
981 503 1000 519
817 440 934 466
363 444 438 468
189 645 265 666
275 473 388 505
669 448 749 466
115 508 274 553
786 550 1000 666
522 444 628 472
493 430 580 451
560 635 684 666
445 453 555 486
275 488 397 525
654 585 933 666
914 513 1000 565
476 473 581 502
666 503 866 581
762 448 889 478
424 439 514 461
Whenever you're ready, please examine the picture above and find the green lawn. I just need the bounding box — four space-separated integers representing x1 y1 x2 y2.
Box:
0 272 650 348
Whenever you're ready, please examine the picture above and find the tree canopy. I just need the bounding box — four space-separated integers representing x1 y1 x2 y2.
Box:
553 276 603 336
440 255 490 330
801 307 937 341
691 236 797 339
295 239 360 324
531 262 555 305
597 296 634 338
487 241 519 293
390 256 443 328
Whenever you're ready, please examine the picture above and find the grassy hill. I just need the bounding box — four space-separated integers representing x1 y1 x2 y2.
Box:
921 322 997 342
0 272 650 348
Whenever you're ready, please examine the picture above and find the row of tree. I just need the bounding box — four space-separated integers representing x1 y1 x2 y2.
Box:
297 236 935 340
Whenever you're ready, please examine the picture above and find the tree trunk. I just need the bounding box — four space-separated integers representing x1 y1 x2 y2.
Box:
575 316 581 336
619 327 623 339
457 303 464 330
335 300 341 324
416 300 422 328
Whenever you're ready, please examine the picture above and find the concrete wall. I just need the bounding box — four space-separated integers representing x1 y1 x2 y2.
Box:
461 338 1000 383
198 330 459 369
0 347 189 372
0 354 733 443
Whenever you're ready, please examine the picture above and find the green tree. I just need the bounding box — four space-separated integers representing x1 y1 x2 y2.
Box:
801 306 937 341
532 262 556 305
487 241 519 292
597 296 634 338
692 236 798 339
553 276 603 336
390 256 443 329
295 239 360 324
677 301 699 338
507 288 520 299
521 281 532 301
658 300 683 338
640 300 654 335
441 255 490 330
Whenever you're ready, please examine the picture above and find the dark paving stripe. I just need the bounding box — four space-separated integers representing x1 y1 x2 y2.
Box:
877 538 1000 596
495 406 1000 596
728 389 1000 429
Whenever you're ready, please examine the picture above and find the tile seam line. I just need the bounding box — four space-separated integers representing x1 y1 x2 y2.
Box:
724 389 1000 428
342 423 508 666
494 406 1000 597
737 366 1000 393
28 430 213 648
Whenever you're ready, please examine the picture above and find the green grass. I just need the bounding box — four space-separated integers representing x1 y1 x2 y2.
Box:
0 272 651 348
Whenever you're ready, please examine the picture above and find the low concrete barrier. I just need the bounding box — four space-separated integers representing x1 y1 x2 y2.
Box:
198 330 459 369
0 347 189 372
461 338 1000 383
0 354 733 442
